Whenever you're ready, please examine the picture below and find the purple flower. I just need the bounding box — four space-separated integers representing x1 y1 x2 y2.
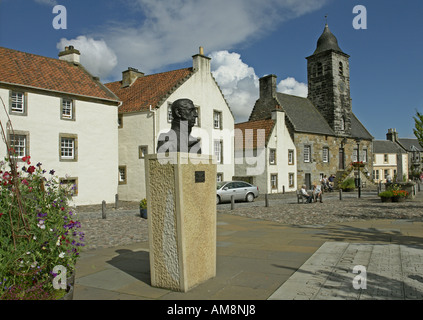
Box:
49 169 55 175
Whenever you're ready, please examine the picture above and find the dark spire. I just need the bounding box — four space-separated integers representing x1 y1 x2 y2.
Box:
313 24 343 55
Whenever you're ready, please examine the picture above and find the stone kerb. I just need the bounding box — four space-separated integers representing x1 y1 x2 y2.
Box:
145 152 216 292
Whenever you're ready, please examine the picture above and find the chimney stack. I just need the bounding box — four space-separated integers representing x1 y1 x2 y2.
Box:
259 74 277 99
386 128 399 142
192 46 211 73
58 45 80 64
122 67 144 87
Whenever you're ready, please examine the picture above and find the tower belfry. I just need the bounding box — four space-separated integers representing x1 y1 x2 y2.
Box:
306 24 352 136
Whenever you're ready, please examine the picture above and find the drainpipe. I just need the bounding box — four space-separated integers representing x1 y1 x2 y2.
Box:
150 105 156 152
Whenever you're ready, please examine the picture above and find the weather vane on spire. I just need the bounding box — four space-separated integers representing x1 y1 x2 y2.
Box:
325 14 328 24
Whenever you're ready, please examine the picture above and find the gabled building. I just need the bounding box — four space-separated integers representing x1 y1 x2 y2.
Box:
106 48 235 201
248 24 373 189
0 46 121 205
385 128 423 178
372 139 408 183
234 110 297 193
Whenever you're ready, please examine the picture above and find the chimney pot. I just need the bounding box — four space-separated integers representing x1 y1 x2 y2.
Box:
58 45 80 64
122 67 144 87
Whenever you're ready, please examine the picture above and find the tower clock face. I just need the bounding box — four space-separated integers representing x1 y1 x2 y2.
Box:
338 80 346 92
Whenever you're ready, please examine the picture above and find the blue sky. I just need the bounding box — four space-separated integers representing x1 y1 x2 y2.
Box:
1 0 422 140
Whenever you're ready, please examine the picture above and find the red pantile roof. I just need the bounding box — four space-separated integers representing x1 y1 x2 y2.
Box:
105 68 194 113
235 119 275 150
0 46 119 103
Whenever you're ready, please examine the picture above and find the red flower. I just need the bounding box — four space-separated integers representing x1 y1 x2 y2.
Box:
22 179 29 186
61 207 65 211
0 213 4 218
27 166 36 174
2 172 11 180
22 155 31 165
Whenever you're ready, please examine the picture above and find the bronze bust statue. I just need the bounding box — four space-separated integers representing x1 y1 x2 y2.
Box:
156 98 201 154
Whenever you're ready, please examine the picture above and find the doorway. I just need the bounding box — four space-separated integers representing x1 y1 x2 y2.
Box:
339 148 345 170
305 173 312 190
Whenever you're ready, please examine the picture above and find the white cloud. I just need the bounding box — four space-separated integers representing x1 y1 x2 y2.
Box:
210 51 307 123
210 51 259 123
56 36 118 79
63 0 329 79
277 77 308 97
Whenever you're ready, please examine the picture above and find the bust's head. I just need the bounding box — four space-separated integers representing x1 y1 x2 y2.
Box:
171 99 198 129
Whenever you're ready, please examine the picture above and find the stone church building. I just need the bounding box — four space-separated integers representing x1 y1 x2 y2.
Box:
248 24 373 189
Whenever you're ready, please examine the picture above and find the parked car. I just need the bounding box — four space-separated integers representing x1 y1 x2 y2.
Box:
216 181 259 204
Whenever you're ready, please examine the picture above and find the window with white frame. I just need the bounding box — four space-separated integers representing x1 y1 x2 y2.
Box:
61 99 74 120
167 104 173 122
384 169 389 179
60 177 78 196
304 145 311 163
118 166 127 185
216 173 223 182
322 147 329 163
271 174 278 189
194 106 200 127
61 138 74 159
353 148 358 162
213 111 222 129
375 170 379 180
269 149 276 165
11 92 25 114
289 173 294 187
9 133 28 159
214 140 223 164
139 145 148 159
59 134 77 161
362 149 368 162
288 149 294 165
384 154 388 163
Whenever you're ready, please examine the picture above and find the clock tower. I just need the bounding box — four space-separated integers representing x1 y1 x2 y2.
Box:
306 24 352 136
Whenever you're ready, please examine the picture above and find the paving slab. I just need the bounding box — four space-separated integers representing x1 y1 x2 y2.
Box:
268 242 423 300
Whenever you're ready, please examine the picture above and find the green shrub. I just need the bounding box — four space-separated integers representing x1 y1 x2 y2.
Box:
378 190 394 198
340 177 355 190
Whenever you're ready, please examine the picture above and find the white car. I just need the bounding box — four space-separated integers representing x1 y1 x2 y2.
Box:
216 181 259 204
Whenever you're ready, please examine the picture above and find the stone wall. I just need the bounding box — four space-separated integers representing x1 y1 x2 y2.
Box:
295 132 373 188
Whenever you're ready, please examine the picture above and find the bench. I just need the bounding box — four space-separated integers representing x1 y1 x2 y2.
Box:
296 190 304 204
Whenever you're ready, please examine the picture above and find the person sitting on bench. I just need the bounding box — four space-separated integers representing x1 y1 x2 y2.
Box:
300 185 313 203
312 182 323 203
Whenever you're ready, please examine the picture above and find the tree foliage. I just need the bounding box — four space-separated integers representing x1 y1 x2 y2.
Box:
413 111 423 148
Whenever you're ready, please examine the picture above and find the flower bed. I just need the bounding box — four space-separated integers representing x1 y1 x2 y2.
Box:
378 185 409 203
0 152 84 300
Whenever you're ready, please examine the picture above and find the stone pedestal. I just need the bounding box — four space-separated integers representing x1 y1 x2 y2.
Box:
145 153 216 292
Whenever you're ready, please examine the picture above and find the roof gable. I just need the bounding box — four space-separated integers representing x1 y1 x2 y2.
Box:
276 93 335 136
398 138 423 152
105 68 194 113
235 119 275 150
0 46 119 103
